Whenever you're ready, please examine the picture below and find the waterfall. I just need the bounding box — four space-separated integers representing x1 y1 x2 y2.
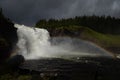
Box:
14 24 51 59
14 24 113 59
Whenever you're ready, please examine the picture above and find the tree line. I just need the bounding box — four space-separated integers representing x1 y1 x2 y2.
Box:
36 15 120 34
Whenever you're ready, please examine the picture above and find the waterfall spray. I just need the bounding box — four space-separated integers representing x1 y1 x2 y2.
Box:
14 24 113 59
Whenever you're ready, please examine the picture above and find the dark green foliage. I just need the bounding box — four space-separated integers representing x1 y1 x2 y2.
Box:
0 9 17 44
36 15 120 34
0 74 32 80
0 8 18 62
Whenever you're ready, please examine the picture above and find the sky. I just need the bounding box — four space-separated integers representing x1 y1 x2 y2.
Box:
0 0 120 26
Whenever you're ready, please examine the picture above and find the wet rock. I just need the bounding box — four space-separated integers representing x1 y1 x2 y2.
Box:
6 55 25 69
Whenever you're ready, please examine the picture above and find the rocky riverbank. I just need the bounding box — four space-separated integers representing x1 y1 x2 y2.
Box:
18 57 120 80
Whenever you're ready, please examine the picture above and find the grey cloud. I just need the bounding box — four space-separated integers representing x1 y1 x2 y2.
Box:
0 0 120 26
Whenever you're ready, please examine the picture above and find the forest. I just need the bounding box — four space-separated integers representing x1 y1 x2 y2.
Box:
36 15 120 34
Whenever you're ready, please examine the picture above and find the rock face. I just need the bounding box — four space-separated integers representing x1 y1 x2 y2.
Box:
48 28 77 37
0 10 18 62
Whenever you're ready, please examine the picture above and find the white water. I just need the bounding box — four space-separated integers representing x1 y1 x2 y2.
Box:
14 24 113 59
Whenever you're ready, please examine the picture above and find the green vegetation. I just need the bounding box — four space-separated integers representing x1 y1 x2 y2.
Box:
0 74 32 80
0 38 9 47
36 17 120 54
36 18 120 47
76 26 120 47
0 8 18 62
36 15 120 34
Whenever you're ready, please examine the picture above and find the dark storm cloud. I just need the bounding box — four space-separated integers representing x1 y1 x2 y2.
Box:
0 0 120 26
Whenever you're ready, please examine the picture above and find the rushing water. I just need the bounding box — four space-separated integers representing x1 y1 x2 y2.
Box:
14 24 113 59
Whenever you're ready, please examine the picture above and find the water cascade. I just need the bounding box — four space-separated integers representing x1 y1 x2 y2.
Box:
14 24 113 59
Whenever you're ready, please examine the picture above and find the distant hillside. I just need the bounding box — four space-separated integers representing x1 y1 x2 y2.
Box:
36 23 120 55
36 15 120 34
